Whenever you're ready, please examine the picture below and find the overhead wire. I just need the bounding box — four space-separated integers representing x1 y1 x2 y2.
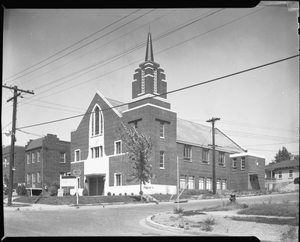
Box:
15 54 299 130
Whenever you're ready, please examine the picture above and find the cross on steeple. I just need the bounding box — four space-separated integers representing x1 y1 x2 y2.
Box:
3 159 9 168
145 32 154 62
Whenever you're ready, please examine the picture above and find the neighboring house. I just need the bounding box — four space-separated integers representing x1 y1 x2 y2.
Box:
71 32 265 196
2 145 26 188
265 159 299 190
25 134 71 194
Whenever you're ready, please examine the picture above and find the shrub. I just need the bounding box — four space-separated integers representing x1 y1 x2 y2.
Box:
294 177 299 184
48 182 60 196
82 187 89 196
113 193 115 196
139 190 143 195
3 186 9 195
124 192 127 196
174 206 184 214
16 184 27 196
107 192 111 196
119 193 122 196
131 193 134 195
203 216 215 225
201 223 213 232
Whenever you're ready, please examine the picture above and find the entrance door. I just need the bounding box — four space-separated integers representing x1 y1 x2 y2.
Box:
89 176 105 196
249 175 260 190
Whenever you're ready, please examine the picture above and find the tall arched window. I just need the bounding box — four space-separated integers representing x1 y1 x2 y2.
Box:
91 105 103 136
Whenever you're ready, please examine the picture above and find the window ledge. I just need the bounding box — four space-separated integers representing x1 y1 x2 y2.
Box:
159 167 165 170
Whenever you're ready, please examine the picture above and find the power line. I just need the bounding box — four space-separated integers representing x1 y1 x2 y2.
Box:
3 9 142 83
11 7 265 111
16 54 299 130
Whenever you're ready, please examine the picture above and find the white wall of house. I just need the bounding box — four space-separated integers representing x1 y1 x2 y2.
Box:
274 168 299 183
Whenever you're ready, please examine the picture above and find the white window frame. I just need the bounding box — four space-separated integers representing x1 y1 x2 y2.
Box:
188 176 195 189
232 158 237 170
91 105 103 137
31 152 35 163
37 151 41 162
27 173 30 184
216 179 221 190
202 149 209 164
75 149 81 162
37 172 41 183
278 170 282 179
222 179 227 190
206 178 212 190
114 173 122 186
199 177 205 190
288 170 293 178
32 173 36 183
60 152 66 163
159 121 165 138
219 152 225 166
114 140 122 155
183 145 192 161
241 157 245 170
159 151 165 169
180 175 186 189
27 153 30 164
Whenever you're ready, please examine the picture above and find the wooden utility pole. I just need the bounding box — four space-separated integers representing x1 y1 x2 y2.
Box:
3 85 34 206
206 117 220 195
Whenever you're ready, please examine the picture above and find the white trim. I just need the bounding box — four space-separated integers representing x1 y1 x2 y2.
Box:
144 74 154 78
114 140 122 155
215 126 247 152
131 93 171 104
74 149 81 162
96 91 122 118
114 173 122 187
123 102 176 114
229 152 265 159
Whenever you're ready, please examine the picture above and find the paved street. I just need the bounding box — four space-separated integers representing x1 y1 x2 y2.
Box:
3 193 298 237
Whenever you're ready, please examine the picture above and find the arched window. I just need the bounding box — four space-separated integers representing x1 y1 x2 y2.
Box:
91 105 103 136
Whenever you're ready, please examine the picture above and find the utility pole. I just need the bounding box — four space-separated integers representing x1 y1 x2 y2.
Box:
206 117 220 195
3 85 34 206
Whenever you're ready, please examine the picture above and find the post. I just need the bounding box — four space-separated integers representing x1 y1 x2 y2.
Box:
7 87 18 206
3 85 34 206
206 117 220 195
177 156 179 209
76 177 79 206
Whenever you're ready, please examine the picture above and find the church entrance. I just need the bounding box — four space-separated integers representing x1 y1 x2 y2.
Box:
89 176 105 196
249 174 260 190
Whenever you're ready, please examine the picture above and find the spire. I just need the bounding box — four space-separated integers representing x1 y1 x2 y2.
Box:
145 32 154 62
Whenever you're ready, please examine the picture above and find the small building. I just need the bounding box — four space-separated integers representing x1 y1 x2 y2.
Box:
265 159 299 190
2 145 26 188
70 32 265 196
25 134 71 195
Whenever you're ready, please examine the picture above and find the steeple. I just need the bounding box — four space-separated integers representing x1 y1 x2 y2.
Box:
145 32 154 62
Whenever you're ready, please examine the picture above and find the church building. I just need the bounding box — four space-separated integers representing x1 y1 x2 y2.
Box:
70 33 265 196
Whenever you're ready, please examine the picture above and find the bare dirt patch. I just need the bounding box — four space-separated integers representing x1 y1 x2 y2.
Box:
152 210 297 241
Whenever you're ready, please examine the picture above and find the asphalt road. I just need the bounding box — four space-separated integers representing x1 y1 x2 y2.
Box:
3 193 298 237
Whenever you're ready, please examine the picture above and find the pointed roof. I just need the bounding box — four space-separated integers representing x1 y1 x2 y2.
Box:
26 137 45 151
145 32 154 62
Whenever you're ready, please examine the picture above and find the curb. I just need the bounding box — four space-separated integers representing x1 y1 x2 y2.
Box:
145 213 230 237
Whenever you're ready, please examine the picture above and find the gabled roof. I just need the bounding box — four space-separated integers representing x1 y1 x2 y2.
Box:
176 118 246 153
26 137 44 151
265 159 299 171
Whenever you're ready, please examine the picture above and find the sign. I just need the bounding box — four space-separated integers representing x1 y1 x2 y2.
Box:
73 169 81 176
61 177 77 187
57 189 64 197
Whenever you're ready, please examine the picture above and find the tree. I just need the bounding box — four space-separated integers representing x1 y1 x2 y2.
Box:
274 147 292 163
116 122 153 197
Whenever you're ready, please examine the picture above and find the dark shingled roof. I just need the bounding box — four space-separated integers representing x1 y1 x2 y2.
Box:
265 159 299 171
26 137 44 151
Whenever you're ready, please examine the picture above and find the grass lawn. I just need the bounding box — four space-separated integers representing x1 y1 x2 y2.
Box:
230 216 298 226
237 202 299 217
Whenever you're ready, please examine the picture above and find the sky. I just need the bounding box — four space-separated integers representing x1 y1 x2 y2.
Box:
2 4 299 165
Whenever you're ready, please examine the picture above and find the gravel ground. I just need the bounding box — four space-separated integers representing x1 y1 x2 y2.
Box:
152 210 298 241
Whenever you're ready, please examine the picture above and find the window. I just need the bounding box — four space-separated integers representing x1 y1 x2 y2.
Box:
60 152 66 163
95 147 100 158
75 150 81 161
188 176 195 189
219 152 225 166
159 151 165 169
206 178 212 190
289 170 293 178
115 141 122 155
184 145 192 161
91 146 103 158
202 149 209 164
37 172 41 183
32 152 36 163
241 157 245 170
217 179 221 190
222 179 227 190
232 158 237 170
27 153 30 164
91 106 103 136
159 121 165 138
180 175 187 189
199 177 205 190
278 170 282 179
27 173 30 184
115 173 122 186
37 151 41 162
32 173 36 183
